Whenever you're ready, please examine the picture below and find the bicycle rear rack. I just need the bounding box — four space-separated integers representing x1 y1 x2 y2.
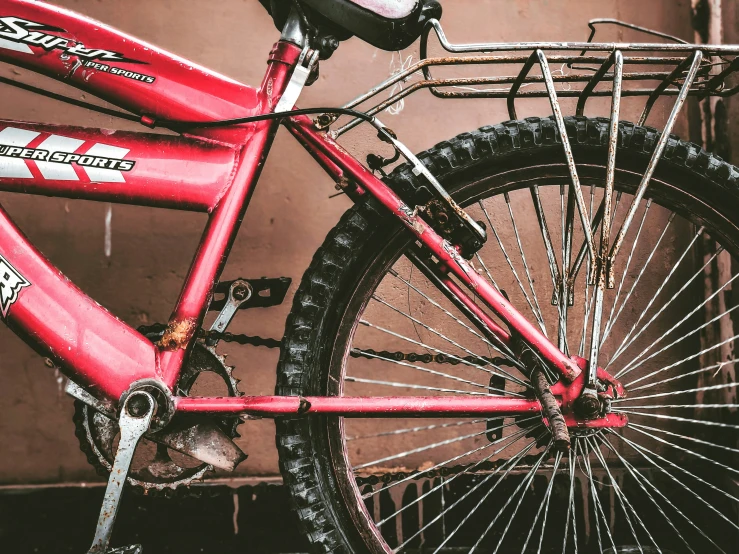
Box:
319 18 739 386
324 18 739 137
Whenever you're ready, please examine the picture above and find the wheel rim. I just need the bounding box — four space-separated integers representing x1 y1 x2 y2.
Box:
320 163 739 553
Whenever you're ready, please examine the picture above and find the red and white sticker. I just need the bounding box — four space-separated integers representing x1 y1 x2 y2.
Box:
0 253 30 318
0 126 136 183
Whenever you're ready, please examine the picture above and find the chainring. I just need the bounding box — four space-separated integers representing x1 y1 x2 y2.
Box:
73 340 243 495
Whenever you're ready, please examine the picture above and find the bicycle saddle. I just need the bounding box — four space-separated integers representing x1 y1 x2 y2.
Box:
261 0 442 52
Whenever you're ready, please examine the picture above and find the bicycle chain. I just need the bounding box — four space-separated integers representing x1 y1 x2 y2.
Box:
145 322 510 368
349 348 510 367
140 322 282 349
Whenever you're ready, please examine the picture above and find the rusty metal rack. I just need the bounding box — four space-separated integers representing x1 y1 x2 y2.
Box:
316 18 739 385
322 18 739 137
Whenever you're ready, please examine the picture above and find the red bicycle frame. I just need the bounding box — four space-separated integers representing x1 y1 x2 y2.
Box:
0 0 585 418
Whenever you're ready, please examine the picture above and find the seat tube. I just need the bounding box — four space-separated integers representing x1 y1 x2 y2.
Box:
157 41 304 389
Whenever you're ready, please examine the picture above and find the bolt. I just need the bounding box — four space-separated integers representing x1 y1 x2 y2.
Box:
232 283 250 301
573 389 601 420
127 393 152 418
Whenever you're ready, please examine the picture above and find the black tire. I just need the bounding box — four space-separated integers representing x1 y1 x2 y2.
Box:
275 116 739 553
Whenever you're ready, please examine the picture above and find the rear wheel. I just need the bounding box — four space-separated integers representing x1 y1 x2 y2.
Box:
277 117 739 553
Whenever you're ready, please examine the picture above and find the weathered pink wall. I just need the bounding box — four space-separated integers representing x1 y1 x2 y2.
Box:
0 0 695 484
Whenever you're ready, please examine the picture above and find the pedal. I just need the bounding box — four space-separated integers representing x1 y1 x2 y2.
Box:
87 391 155 554
209 277 291 312
207 277 291 347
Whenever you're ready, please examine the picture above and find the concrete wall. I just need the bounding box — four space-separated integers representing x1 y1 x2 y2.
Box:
0 0 696 484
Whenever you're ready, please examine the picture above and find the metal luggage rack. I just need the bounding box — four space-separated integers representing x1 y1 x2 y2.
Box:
313 19 739 378
320 18 739 138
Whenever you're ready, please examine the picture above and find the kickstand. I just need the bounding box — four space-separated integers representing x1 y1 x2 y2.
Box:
87 391 156 554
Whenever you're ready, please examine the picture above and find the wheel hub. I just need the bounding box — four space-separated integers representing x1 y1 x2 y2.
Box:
550 355 628 431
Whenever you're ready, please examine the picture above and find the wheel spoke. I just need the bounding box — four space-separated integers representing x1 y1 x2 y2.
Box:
619 403 739 409
625 331 739 388
601 199 652 341
626 421 739 454
389 268 517 364
372 294 527 387
469 446 552 554
561 442 578 554
359 319 529 388
607 228 709 368
346 376 494 396
374 424 538 521
614 410 739 429
615 382 738 404
558 188 576 354
535 451 560 554
598 435 699 554
630 361 738 391
503 192 548 334
347 418 486 442
364 419 537 499
618 302 739 381
355 426 497 471
398 436 543 552
519 451 562 554
609 431 739 517
626 424 739 477
602 209 673 345
475 251 502 292
530 185 561 293
587 436 657 552
479 200 548 336
579 192 623 358
580 437 617 552
351 347 501 393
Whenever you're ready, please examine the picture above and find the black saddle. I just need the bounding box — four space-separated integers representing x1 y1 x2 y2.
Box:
261 0 442 53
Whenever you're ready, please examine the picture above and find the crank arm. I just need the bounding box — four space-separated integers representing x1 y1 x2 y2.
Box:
87 392 155 554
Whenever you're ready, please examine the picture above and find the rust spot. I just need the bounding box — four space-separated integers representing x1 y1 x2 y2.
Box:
157 318 197 351
335 175 350 189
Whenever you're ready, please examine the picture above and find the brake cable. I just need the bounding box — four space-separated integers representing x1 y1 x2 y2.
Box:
0 74 373 130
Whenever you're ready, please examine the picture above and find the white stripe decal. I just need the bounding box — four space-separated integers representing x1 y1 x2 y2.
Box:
0 37 33 54
35 135 85 181
0 127 39 178
82 143 128 183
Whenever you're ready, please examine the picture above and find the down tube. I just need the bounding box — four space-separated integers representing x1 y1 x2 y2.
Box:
0 203 158 400
285 115 582 382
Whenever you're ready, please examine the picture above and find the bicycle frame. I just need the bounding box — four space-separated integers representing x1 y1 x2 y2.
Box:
0 0 584 418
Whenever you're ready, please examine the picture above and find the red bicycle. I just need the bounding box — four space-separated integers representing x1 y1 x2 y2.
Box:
1 1 737 552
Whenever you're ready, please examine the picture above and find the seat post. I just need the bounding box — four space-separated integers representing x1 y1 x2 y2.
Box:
281 8 309 48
